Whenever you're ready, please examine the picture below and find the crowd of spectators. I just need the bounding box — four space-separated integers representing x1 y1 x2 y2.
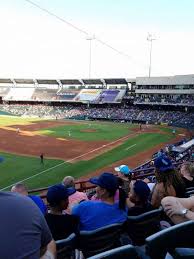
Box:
134 95 194 106
0 103 194 128
1 143 194 258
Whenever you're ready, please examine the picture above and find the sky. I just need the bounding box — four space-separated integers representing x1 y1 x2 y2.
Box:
0 0 194 79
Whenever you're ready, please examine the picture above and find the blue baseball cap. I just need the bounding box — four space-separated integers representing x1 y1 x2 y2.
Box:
133 180 150 201
154 155 174 172
47 184 76 206
89 172 118 191
114 165 132 175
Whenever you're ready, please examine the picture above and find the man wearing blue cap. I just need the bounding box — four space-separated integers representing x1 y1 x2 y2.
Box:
72 173 127 231
45 184 79 240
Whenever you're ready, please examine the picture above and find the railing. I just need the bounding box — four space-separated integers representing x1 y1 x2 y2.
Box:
28 160 188 199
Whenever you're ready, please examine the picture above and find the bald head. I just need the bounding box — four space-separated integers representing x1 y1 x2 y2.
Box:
11 183 28 196
62 176 75 188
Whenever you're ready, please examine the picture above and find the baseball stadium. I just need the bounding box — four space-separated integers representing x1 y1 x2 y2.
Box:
0 77 193 192
1 1 194 258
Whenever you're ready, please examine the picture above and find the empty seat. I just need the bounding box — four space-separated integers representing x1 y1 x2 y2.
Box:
77 223 123 258
145 221 194 259
87 244 139 259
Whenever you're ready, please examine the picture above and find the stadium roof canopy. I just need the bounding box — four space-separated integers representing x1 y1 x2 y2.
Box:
82 79 103 84
126 78 136 83
136 75 194 85
104 78 127 84
37 79 58 84
15 79 34 84
0 79 12 83
60 79 82 85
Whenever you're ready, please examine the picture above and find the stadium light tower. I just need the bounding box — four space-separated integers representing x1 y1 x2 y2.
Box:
147 33 156 77
86 35 95 78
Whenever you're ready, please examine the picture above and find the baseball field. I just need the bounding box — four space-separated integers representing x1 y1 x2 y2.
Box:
0 115 189 191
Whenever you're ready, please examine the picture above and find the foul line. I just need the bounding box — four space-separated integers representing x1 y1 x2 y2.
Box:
0 133 133 191
125 144 137 150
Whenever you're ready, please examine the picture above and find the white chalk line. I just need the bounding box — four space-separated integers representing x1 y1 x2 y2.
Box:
125 144 137 150
0 133 132 191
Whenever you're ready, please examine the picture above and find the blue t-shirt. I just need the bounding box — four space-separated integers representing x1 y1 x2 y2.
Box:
29 195 47 215
72 200 127 231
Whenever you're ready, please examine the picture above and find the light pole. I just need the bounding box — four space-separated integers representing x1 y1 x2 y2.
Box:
147 33 156 77
86 35 95 78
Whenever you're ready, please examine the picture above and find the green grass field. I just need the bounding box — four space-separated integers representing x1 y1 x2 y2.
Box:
0 116 42 126
0 116 175 190
37 122 136 141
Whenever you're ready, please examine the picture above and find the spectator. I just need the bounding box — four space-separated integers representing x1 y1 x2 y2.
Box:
180 162 194 188
127 180 153 216
11 183 47 215
143 176 156 192
0 191 55 258
162 196 194 224
115 164 132 195
45 184 79 241
62 176 88 214
72 172 127 231
151 156 185 208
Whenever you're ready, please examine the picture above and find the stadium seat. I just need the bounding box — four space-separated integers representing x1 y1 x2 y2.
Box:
87 244 139 259
56 233 76 259
126 208 162 246
173 248 194 258
186 187 194 192
185 190 194 197
77 223 123 258
145 221 194 259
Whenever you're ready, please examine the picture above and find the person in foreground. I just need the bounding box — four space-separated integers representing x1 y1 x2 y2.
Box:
62 176 88 214
162 195 194 224
127 180 153 216
180 162 194 188
72 172 127 231
115 164 132 195
11 183 47 215
45 184 79 240
151 155 185 208
0 191 56 259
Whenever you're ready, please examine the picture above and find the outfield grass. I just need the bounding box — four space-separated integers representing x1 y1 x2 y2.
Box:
0 116 42 126
0 132 173 190
37 122 135 141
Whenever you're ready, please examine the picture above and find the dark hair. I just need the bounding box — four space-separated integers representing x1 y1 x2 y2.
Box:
118 187 126 210
155 168 185 194
106 187 126 211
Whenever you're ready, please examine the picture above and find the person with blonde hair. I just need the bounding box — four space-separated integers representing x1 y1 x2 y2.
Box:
180 162 194 188
62 176 88 214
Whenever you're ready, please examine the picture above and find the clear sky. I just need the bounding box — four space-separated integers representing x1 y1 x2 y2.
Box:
0 0 194 79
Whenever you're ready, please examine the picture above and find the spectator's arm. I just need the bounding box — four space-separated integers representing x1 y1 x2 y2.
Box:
151 184 165 208
126 198 135 209
40 239 56 259
39 214 53 256
162 196 194 224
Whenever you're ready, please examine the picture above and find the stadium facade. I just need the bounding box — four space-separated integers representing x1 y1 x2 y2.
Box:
0 75 193 129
